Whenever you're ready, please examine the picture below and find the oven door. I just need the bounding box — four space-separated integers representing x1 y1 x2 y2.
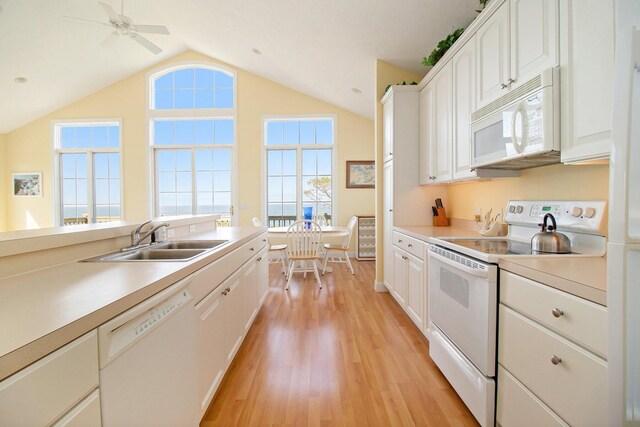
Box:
428 245 498 377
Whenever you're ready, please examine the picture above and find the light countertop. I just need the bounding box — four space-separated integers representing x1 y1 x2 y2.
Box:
499 256 607 306
394 225 482 241
0 226 264 381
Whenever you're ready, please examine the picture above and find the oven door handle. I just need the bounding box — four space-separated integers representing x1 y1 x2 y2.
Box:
428 249 490 279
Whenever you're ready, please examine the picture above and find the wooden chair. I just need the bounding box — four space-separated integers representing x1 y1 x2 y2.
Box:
322 216 358 275
252 217 289 278
285 220 323 290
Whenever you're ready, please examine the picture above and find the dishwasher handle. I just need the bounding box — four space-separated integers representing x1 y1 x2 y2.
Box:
98 276 193 368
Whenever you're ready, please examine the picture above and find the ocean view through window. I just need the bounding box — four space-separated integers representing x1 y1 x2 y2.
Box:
264 117 335 227
149 64 236 225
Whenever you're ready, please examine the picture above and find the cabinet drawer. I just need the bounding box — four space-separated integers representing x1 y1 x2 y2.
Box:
497 365 568 427
392 232 424 259
0 330 99 427
52 389 101 427
499 305 607 427
500 271 607 358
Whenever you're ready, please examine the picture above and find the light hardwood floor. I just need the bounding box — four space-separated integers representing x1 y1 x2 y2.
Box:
201 260 478 426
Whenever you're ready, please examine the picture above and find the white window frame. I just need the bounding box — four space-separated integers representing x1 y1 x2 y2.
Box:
146 60 238 224
51 119 124 226
261 114 338 226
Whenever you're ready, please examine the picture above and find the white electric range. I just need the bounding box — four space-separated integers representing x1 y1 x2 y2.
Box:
426 200 607 427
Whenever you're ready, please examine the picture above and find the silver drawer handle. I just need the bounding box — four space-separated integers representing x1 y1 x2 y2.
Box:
552 308 564 318
551 355 562 365
222 289 229 296
250 247 255 251
257 257 263 262
408 243 413 247
398 239 403 243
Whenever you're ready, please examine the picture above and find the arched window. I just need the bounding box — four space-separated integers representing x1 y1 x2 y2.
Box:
148 63 236 225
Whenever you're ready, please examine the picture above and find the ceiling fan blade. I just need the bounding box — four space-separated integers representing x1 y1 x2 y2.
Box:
129 33 162 54
63 16 112 27
134 24 170 35
98 1 121 21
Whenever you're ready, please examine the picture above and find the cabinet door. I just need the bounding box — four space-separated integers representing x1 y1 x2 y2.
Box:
383 161 394 291
510 0 559 89
476 2 510 108
419 85 435 184
382 95 394 163
433 62 453 183
241 257 259 332
256 247 269 306
51 389 101 427
224 273 245 364
392 247 407 307
559 0 614 162
405 253 424 330
195 280 229 416
452 38 477 181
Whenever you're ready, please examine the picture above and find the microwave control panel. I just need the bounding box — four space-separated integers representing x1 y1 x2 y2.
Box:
505 200 607 234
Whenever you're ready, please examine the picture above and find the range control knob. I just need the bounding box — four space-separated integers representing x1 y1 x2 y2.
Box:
508 205 516 213
571 207 583 217
585 207 596 218
516 205 524 214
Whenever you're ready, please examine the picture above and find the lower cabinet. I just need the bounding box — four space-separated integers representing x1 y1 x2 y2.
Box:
0 330 100 427
388 231 428 335
497 270 608 426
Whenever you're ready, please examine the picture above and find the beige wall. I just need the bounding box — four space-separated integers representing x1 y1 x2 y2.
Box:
2 50 374 231
447 163 610 222
374 60 431 283
0 134 6 231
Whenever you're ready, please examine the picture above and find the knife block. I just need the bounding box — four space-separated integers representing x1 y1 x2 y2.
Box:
433 208 450 227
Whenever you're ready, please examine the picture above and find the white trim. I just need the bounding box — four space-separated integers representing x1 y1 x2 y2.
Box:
374 281 389 292
51 119 123 226
146 60 238 223
262 114 338 225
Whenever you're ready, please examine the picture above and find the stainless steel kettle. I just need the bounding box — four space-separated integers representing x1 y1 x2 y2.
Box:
531 213 572 254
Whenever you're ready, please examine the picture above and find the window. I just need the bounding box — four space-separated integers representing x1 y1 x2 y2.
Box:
264 117 335 227
149 64 235 224
54 121 122 225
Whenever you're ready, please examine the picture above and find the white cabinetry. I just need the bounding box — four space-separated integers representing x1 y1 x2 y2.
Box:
432 62 453 183
381 87 432 292
419 85 434 185
0 330 100 427
390 231 427 333
476 2 511 108
559 0 615 163
476 0 559 109
382 95 394 163
452 37 477 181
497 270 608 426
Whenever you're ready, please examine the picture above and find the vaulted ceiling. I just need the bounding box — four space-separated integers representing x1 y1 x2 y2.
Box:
0 0 478 133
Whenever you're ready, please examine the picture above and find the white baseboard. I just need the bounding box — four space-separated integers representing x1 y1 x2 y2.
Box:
374 281 388 292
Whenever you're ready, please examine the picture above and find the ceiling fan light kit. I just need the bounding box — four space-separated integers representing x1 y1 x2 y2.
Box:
64 0 170 54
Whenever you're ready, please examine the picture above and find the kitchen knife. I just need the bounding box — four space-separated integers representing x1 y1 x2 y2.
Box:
435 198 443 209
432 206 439 216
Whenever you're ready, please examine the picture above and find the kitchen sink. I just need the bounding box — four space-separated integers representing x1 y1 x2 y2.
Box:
155 240 228 250
80 239 229 262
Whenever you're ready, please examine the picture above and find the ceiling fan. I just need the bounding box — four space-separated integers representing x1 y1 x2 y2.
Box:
64 1 170 54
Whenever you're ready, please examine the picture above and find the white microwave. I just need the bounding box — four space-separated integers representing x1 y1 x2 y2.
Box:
470 67 560 170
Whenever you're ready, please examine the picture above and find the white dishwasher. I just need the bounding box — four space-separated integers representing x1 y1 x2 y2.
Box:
98 276 198 427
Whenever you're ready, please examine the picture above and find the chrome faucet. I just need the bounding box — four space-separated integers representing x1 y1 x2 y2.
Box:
126 221 170 250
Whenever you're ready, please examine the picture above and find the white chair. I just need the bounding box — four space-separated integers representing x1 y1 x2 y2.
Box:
312 213 327 226
285 220 323 290
322 216 358 275
252 217 289 278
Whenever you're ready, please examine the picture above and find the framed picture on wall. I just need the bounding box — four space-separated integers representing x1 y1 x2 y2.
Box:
12 173 42 197
346 161 375 188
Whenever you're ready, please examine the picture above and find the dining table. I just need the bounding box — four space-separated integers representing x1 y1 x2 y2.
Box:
267 225 349 274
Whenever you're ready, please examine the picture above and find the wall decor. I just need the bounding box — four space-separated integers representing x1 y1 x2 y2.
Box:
12 173 42 197
346 161 375 188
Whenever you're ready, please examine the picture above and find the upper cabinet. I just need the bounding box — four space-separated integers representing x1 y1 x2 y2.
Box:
452 37 477 181
476 4 511 109
433 62 454 183
559 0 615 163
477 0 559 109
382 95 395 163
419 85 434 185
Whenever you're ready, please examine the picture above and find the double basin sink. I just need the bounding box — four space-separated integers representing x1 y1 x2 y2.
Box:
81 240 229 262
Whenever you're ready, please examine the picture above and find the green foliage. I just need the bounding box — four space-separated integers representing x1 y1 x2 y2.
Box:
421 28 465 67
479 0 488 5
384 81 419 94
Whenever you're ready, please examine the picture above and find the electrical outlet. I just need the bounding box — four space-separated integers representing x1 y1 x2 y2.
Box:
189 225 196 232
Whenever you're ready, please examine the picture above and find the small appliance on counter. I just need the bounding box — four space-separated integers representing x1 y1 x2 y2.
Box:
426 200 607 426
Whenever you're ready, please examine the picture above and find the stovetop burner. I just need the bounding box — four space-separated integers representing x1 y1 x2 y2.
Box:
441 239 573 256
